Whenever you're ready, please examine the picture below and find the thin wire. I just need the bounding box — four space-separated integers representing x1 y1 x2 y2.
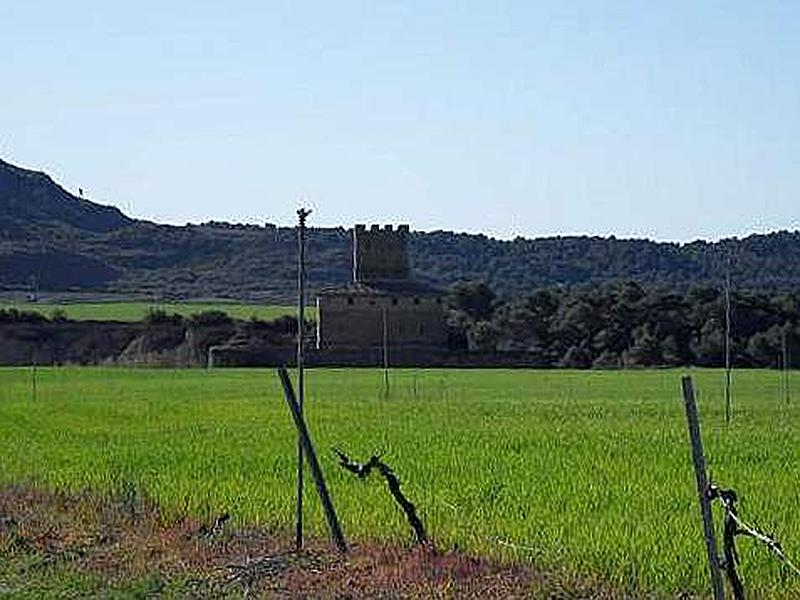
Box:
496 538 539 554
716 490 800 577
434 495 539 555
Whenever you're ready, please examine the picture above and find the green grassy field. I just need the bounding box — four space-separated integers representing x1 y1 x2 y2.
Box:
1 367 798 596
0 301 308 322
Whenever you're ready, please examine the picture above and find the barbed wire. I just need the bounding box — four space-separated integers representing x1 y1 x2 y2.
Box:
431 494 540 555
429 476 800 600
495 537 539 554
710 484 800 578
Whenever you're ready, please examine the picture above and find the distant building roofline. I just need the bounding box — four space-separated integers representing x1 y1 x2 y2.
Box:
317 279 444 297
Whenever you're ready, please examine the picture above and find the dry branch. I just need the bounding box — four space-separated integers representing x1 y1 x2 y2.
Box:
333 448 427 544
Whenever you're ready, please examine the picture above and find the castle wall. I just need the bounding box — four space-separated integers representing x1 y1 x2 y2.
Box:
316 293 446 350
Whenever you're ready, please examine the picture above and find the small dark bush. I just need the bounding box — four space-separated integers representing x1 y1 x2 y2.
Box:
190 310 233 326
144 308 184 326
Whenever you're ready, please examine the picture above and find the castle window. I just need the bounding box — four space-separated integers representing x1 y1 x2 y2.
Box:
369 299 376 305
347 297 354 305
418 324 425 335
435 297 441 304
392 297 398 306
413 297 420 305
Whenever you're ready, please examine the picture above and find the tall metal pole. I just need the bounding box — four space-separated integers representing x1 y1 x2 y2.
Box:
296 207 311 551
724 256 733 424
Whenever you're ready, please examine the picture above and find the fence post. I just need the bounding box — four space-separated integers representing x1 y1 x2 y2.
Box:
682 375 725 600
277 366 347 554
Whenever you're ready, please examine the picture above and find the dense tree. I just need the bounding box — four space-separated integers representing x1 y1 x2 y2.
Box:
448 282 496 321
746 325 784 368
627 324 662 367
445 281 800 369
466 320 499 352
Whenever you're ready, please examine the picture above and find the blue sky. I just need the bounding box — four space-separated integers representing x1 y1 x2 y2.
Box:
2 1 798 241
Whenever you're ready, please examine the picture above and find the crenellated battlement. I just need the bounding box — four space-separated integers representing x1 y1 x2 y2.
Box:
352 223 410 282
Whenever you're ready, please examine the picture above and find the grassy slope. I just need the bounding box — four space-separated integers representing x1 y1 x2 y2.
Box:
0 367 797 596
0 301 310 322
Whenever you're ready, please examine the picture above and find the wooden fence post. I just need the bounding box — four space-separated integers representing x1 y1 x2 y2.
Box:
277 366 347 554
682 375 725 600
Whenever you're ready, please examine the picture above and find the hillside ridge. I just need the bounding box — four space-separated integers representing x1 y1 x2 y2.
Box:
2 158 800 299
0 158 132 234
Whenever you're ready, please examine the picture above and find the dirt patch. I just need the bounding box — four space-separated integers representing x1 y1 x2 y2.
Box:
0 485 647 598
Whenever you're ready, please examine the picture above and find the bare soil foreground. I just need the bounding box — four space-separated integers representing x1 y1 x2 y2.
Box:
0 486 661 599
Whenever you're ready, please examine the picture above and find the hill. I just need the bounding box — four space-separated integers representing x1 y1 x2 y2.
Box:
0 158 131 234
2 158 800 299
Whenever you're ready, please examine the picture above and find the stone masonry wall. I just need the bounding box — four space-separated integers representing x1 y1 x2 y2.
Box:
316 293 446 350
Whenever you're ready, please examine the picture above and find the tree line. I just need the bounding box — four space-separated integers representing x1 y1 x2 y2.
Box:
2 282 799 369
445 281 800 369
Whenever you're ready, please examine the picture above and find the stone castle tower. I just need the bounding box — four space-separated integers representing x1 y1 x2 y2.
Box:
352 224 410 282
315 224 445 351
